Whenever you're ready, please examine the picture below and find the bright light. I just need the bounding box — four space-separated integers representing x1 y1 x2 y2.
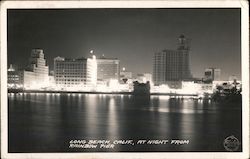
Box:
87 56 97 88
180 81 201 94
23 76 50 90
151 84 170 93
108 79 119 91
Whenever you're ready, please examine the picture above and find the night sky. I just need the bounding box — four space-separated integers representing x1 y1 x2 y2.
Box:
7 8 241 80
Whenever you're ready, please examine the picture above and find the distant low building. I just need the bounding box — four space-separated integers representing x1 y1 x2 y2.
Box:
204 68 221 83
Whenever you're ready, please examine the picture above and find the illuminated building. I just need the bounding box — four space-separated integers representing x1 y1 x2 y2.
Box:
120 67 132 83
54 55 97 88
153 35 192 88
7 64 22 87
204 68 221 83
87 56 97 87
21 49 49 89
96 56 120 82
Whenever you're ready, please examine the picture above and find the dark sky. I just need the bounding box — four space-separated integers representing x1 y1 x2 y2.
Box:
7 8 241 80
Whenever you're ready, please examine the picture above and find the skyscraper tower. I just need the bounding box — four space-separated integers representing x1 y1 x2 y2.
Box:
176 34 192 80
153 35 192 88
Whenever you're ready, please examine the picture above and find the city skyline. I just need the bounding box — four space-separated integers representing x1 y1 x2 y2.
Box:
7 8 241 80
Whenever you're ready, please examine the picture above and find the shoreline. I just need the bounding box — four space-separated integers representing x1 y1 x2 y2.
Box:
8 89 198 96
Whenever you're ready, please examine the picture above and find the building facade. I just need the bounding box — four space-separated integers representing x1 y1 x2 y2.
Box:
7 64 22 88
153 35 192 87
54 55 97 88
21 49 49 89
120 67 133 84
204 68 221 83
96 57 120 82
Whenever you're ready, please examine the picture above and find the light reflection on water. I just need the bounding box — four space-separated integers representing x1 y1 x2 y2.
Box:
8 93 242 152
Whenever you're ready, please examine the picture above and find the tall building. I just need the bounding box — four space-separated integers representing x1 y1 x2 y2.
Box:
96 56 120 82
204 68 221 83
153 35 192 87
54 55 97 88
21 49 49 89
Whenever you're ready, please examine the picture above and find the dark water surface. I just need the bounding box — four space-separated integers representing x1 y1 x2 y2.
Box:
8 93 242 152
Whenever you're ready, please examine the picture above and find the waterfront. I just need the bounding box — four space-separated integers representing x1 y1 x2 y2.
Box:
8 93 242 152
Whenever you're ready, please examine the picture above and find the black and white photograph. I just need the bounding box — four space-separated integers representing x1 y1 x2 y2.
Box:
1 1 249 159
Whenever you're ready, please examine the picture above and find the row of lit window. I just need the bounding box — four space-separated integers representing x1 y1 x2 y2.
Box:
55 67 84 69
55 63 85 66
57 70 84 73
55 76 86 78
55 72 84 74
56 79 86 82
8 77 19 80
56 83 86 85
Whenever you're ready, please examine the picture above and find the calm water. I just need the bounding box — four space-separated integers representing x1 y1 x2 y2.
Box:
8 93 242 152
